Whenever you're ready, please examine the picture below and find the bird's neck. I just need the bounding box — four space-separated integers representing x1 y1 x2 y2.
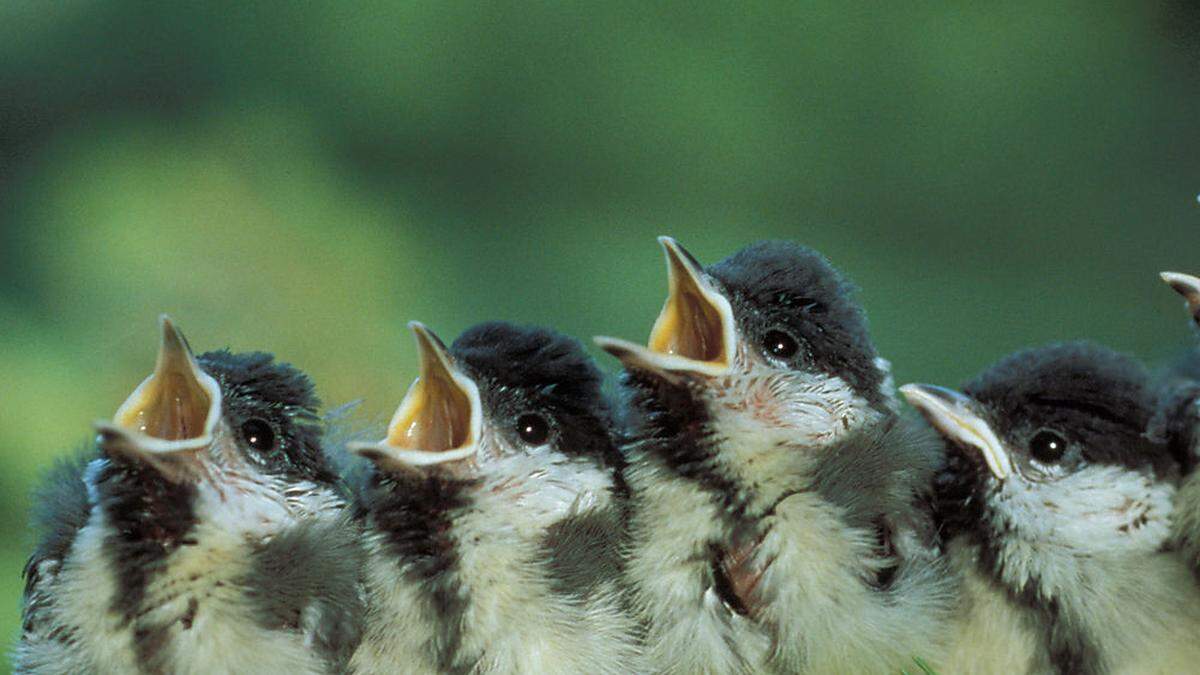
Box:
976 468 1189 674
976 534 1200 674
89 459 199 622
363 466 623 672
89 456 323 617
629 366 899 517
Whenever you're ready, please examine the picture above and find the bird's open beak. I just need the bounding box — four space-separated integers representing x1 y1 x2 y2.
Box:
900 383 1013 481
595 236 737 377
1161 271 1200 328
350 322 482 469
94 316 222 460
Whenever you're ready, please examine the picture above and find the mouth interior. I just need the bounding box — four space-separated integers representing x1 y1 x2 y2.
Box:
386 369 474 453
649 284 727 363
116 367 214 441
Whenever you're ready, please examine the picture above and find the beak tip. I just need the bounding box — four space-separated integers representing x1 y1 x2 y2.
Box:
1161 271 1200 299
658 235 688 261
157 315 190 353
591 335 627 357
345 441 379 459
92 421 133 452
898 384 943 412
408 322 452 363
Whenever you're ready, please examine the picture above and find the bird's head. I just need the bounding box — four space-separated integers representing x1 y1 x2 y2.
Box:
596 237 892 455
93 316 332 495
902 343 1177 596
1153 271 1200 472
352 322 618 526
1162 271 1200 333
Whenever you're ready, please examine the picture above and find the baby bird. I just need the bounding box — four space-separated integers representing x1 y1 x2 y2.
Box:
347 322 640 674
1155 271 1200 570
15 317 363 675
596 238 956 673
904 342 1200 675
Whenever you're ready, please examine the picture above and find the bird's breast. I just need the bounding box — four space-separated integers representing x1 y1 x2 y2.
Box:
710 523 771 620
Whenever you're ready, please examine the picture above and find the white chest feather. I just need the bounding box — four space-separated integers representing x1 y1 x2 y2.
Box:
624 452 956 675
956 464 1200 674
18 479 340 675
352 451 641 674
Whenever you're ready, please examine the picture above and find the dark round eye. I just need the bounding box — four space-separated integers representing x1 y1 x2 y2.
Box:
762 329 799 360
241 418 276 452
516 413 551 446
1029 430 1068 464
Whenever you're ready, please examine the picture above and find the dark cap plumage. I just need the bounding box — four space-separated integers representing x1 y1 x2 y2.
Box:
963 341 1170 474
707 241 884 403
451 321 617 466
198 349 332 483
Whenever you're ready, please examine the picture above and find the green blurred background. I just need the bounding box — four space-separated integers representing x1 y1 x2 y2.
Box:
2 0 1199 665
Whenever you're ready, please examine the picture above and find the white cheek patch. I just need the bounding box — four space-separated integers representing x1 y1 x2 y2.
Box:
471 435 613 533
708 365 883 450
991 464 1175 555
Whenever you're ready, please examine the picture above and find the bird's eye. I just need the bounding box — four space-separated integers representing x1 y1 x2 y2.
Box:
516 413 551 446
1029 430 1068 464
241 418 276 452
762 329 799 360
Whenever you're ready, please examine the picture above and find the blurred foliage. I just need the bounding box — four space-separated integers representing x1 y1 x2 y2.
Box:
2 0 1199 666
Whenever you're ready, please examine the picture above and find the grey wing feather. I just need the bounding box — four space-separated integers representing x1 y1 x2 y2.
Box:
15 449 96 674
812 416 943 536
243 512 367 672
22 449 95 625
542 505 627 600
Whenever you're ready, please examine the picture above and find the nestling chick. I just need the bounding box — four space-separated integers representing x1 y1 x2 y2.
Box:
15 317 363 675
1154 272 1200 571
596 237 956 673
348 322 640 674
904 342 1200 675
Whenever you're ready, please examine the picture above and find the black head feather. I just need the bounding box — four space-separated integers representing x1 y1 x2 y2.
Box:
963 341 1172 476
451 321 620 470
706 241 885 405
199 350 334 484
